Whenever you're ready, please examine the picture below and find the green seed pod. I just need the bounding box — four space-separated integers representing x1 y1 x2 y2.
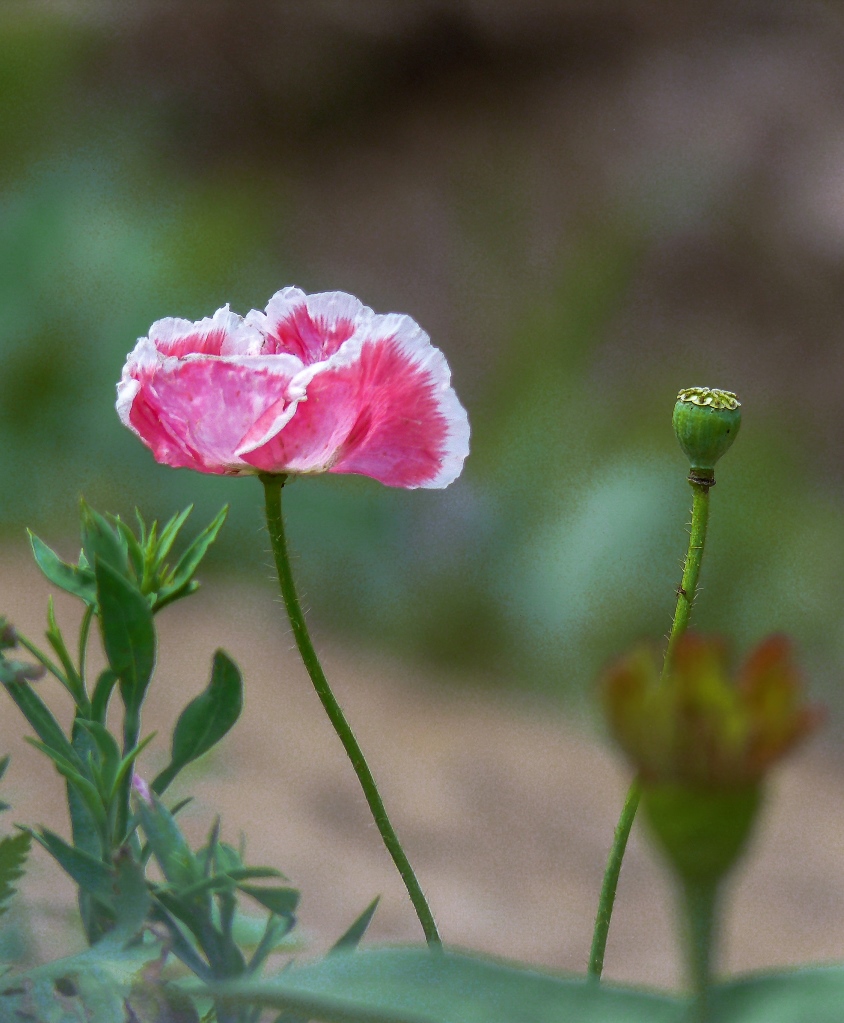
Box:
673 387 741 476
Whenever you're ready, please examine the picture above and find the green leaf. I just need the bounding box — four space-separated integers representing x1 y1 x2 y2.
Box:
90 669 118 724
109 732 156 804
26 739 107 840
331 897 380 954
204 955 844 1023
81 500 131 580
108 853 150 946
175 867 282 901
95 559 156 713
2 678 77 763
28 531 97 605
237 885 299 919
114 517 145 585
30 828 114 903
155 505 194 564
45 597 86 705
137 795 199 891
209 949 681 1023
154 506 228 610
0 832 29 918
0 935 183 1023
152 650 243 795
68 717 104 863
76 720 122 793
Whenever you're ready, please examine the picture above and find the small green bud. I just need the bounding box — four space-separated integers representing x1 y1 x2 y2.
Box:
672 387 741 476
641 783 761 884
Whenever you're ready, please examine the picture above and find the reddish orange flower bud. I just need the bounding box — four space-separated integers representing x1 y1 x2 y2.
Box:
604 633 822 885
604 633 820 788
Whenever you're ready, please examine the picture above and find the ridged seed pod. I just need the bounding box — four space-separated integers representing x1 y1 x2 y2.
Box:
673 387 741 476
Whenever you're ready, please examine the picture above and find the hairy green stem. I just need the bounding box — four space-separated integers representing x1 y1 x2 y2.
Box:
587 779 641 978
261 475 442 948
588 477 712 980
661 481 710 682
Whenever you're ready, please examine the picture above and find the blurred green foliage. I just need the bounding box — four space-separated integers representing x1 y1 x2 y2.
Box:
1 7 843 719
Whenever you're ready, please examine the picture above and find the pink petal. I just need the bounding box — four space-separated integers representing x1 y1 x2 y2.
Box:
331 317 470 488
242 313 470 488
127 358 301 475
239 363 360 475
149 305 263 359
247 288 367 364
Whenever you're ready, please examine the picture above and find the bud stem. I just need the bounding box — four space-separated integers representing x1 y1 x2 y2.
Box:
682 876 719 1022
588 475 713 980
260 474 442 949
661 479 711 682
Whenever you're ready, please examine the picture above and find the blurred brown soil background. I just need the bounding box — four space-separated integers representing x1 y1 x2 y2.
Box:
2 545 844 994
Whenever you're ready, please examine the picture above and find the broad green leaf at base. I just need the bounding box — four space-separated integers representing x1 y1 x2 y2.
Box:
209 948 844 1023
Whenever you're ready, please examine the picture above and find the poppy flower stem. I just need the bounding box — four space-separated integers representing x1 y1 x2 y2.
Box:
261 474 442 949
588 476 712 980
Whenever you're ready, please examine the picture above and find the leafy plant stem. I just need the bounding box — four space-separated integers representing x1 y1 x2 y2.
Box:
261 474 442 949
588 477 712 980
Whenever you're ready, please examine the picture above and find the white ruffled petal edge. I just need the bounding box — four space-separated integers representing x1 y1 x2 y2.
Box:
299 310 470 489
246 287 373 339
371 313 470 489
148 304 264 356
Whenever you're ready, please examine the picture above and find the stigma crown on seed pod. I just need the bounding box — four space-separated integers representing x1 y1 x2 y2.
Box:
672 386 741 480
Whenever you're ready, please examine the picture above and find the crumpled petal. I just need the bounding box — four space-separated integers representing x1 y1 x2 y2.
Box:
118 307 303 475
247 287 368 364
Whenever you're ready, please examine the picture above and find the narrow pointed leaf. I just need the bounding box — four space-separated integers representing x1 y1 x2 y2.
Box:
26 741 108 840
69 718 104 859
176 867 283 901
95 559 156 712
330 897 380 954
114 517 145 584
81 501 131 579
46 598 86 705
155 506 227 609
152 650 242 795
136 796 198 890
238 885 299 918
155 505 194 564
2 679 77 762
109 732 157 802
91 669 118 724
0 832 29 918
28 531 97 605
30 828 113 903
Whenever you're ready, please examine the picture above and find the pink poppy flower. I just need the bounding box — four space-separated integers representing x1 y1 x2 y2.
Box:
117 288 470 488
